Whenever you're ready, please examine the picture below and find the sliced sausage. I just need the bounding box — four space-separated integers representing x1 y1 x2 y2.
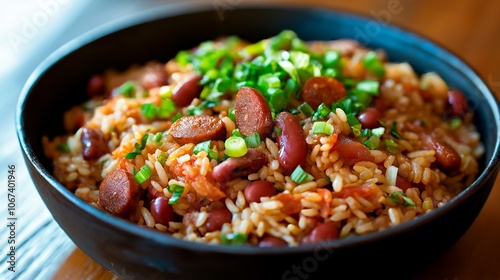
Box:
142 64 169 90
446 89 468 118
205 207 232 232
150 196 174 225
334 134 375 165
172 75 203 107
300 76 346 110
301 221 339 244
244 180 277 203
423 137 461 173
98 169 140 217
234 87 274 139
275 112 308 172
258 235 288 247
358 107 382 129
81 127 108 160
169 115 226 145
212 149 268 183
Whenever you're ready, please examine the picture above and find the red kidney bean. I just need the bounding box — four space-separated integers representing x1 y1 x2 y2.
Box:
335 134 375 165
212 149 268 183
243 180 277 203
300 76 346 110
98 169 140 217
171 75 203 107
150 196 174 225
169 115 226 145
258 235 288 247
205 208 232 232
358 107 382 129
302 221 339 244
81 127 108 160
234 87 274 139
447 89 468 118
274 112 308 172
86 74 105 97
423 137 461 173
142 64 169 90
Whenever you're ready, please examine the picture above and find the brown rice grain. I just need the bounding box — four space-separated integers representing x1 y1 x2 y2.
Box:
196 212 208 227
141 207 155 227
293 181 318 193
225 198 240 213
301 208 319 217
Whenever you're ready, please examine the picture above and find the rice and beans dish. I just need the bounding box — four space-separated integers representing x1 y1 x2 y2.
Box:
43 31 483 247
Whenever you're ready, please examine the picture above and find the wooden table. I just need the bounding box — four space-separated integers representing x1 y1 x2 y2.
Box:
2 0 499 279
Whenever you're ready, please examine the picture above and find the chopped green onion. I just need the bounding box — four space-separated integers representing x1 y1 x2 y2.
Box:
385 139 399 154
172 112 183 123
312 103 331 121
390 122 403 139
278 60 300 83
244 132 261 148
231 129 243 138
362 51 385 77
290 51 310 69
125 134 149 159
158 98 176 118
168 184 184 205
356 80 380 95
158 151 168 166
324 50 341 68
289 108 300 115
363 127 385 150
388 191 416 207
221 232 248 245
228 107 236 122
193 140 219 161
312 121 334 135
153 132 163 144
134 165 152 184
114 81 135 97
290 165 314 184
56 142 70 153
141 103 158 119
274 126 282 136
450 118 462 130
225 136 248 157
352 123 362 136
299 102 315 117
175 50 190 66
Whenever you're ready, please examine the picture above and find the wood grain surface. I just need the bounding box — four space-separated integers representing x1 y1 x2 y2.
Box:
2 0 499 279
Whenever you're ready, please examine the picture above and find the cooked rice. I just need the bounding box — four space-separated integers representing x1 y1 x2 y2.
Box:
42 32 484 247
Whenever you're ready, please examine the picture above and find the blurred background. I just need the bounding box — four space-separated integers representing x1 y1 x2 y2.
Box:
1 0 499 279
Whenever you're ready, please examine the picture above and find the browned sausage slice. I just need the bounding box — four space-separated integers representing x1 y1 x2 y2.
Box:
81 127 108 160
234 87 274 139
335 134 375 165
98 169 140 217
275 112 308 172
169 115 226 145
212 149 268 183
300 76 346 110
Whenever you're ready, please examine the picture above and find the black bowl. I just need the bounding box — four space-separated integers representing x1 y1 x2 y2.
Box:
16 4 500 280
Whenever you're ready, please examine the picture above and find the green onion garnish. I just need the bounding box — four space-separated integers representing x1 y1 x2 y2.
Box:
299 102 314 117
312 103 331 121
56 142 70 153
134 165 152 184
390 122 403 139
153 132 163 144
125 134 149 159
172 112 183 123
312 121 334 135
290 165 314 184
244 132 261 148
388 191 416 207
168 184 184 205
158 151 168 166
193 140 219 161
450 118 462 130
158 98 176 118
228 107 236 122
225 136 248 157
362 51 385 77
221 232 248 245
114 81 135 97
141 103 158 119
324 50 341 68
356 80 380 95
385 139 399 154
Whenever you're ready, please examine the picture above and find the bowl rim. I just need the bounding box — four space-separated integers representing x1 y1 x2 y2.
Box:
16 2 500 255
